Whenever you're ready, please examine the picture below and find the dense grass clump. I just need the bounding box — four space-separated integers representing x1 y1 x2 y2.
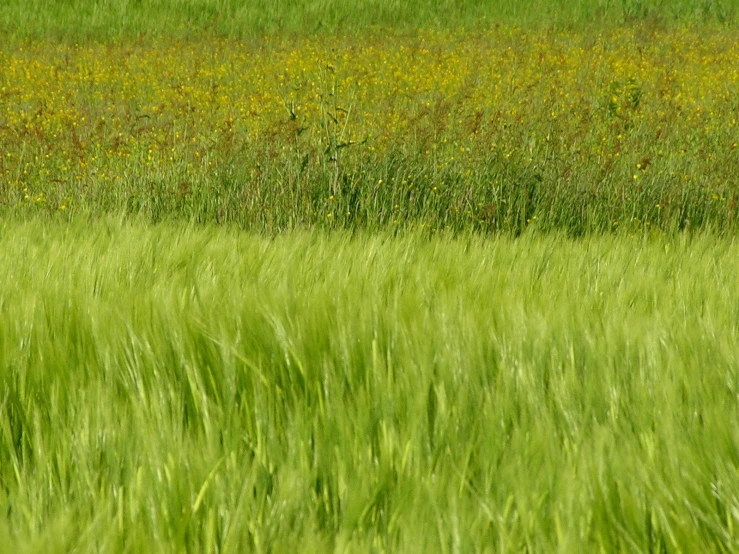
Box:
1 219 739 552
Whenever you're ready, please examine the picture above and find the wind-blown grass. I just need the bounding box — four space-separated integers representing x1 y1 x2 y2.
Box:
1 219 739 552
2 2 738 551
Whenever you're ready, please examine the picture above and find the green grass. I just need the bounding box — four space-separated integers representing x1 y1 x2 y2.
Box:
2 1 738 551
1 0 738 39
2 218 739 552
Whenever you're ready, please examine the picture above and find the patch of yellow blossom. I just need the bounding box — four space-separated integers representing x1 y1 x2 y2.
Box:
0 24 737 215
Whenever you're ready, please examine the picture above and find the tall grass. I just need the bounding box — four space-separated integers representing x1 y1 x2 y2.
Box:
2 3 738 550
2 218 739 552
1 0 737 39
3 29 739 236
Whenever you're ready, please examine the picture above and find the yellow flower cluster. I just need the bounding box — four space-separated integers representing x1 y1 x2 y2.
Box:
0 25 737 220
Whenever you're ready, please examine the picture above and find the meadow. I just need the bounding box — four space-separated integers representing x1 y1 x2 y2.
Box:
0 19 738 234
2 0 739 552
2 0 738 39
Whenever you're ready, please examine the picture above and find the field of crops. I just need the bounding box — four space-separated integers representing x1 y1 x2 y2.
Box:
2 1 739 552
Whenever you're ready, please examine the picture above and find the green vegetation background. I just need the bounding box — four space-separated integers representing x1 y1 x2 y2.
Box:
2 0 738 38
2 1 739 552
3 220 739 553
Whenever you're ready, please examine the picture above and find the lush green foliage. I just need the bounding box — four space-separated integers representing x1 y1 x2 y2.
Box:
2 221 739 552
1 0 737 39
2 1 738 552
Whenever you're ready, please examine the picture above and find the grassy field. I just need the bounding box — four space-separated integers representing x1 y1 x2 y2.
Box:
2 220 739 552
2 0 738 39
2 25 738 235
0 22 739 235
2 0 739 552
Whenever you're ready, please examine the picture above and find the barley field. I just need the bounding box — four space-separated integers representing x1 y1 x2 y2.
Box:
2 1 739 552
